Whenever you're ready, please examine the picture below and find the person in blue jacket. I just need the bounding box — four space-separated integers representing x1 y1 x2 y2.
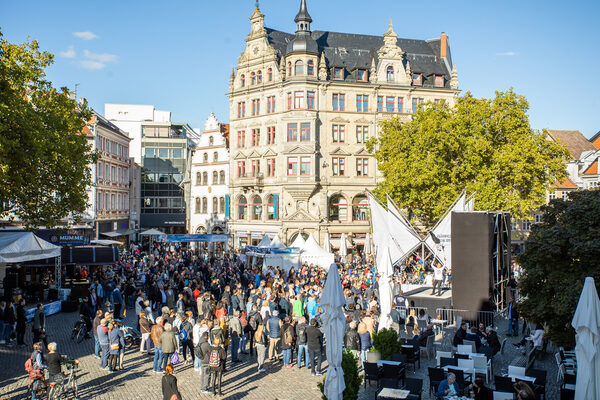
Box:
436 373 460 399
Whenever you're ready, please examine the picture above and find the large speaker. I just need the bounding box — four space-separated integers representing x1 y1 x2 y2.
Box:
451 212 511 312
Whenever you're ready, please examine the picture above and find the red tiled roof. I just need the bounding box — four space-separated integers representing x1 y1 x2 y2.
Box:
547 130 596 159
551 177 578 189
583 160 598 175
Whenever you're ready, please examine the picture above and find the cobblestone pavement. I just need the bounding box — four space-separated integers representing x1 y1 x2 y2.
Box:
0 312 560 400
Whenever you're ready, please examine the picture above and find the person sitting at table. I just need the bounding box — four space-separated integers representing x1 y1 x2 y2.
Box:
405 315 415 332
467 376 492 400
465 326 482 351
476 322 488 340
514 381 536 400
419 324 435 346
484 327 501 356
436 372 460 399
452 322 467 347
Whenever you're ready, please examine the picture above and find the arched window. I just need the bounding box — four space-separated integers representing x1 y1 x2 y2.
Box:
195 197 201 214
213 152 218 162
196 172 201 186
208 136 214 146
251 195 263 220
202 171 208 185
268 68 273 81
241 74 245 87
212 171 218 184
386 66 394 81
251 72 256 85
329 194 348 221
238 196 247 220
219 170 225 185
352 195 369 221
203 153 208 163
257 70 262 83
307 60 314 75
202 197 208 214
287 62 292 76
212 197 218 213
266 194 278 220
295 60 304 75
219 197 225 214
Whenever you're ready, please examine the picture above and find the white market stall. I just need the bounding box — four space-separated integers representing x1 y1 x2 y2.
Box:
264 235 300 272
300 234 335 270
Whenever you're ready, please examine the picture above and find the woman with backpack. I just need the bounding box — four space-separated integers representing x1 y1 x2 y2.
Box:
179 314 194 365
281 317 295 368
254 322 267 373
26 342 46 400
208 336 226 396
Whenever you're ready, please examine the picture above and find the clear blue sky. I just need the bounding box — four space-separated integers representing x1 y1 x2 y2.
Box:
2 0 599 137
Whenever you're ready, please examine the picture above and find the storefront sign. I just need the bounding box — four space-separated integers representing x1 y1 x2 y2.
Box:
54 234 89 245
164 234 229 243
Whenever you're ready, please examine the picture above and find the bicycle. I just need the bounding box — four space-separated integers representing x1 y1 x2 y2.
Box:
48 360 78 400
71 318 89 344
25 368 49 400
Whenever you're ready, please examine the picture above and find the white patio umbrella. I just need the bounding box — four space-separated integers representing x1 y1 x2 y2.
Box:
339 233 348 259
571 277 600 400
364 232 373 256
377 245 394 331
321 263 346 400
323 234 331 252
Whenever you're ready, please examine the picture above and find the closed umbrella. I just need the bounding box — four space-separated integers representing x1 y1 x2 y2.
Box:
339 233 347 260
321 264 346 400
365 233 372 256
571 277 600 400
324 234 331 253
377 245 394 331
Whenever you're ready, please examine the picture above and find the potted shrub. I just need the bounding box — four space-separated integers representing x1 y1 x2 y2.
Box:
317 349 363 400
371 328 400 361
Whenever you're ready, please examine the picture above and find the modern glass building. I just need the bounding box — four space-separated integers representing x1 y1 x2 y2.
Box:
140 122 194 232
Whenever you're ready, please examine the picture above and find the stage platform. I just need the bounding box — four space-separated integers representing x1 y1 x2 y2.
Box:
404 287 452 315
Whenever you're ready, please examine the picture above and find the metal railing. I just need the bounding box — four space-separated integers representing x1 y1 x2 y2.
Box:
435 308 497 328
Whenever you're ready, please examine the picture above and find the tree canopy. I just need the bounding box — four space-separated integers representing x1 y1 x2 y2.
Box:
518 190 600 347
0 30 96 227
367 89 569 227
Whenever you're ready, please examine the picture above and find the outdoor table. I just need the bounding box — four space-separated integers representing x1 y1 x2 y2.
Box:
401 345 414 349
508 374 536 383
378 388 410 399
431 319 447 334
377 360 404 367
456 352 486 358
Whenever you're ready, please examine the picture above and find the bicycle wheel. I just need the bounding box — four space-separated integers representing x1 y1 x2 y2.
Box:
47 385 57 400
75 327 86 344
72 379 78 399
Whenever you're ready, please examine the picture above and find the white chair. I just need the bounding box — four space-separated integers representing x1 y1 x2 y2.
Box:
462 340 477 353
508 365 526 376
417 319 427 331
458 358 475 375
472 354 492 382
493 392 514 400
457 344 472 354
436 350 452 367
559 364 576 390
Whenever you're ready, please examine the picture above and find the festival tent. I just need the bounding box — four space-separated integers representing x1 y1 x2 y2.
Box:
367 191 403 266
140 229 165 236
0 232 61 263
290 234 306 249
571 277 600 400
264 253 300 272
257 234 271 249
300 234 335 270
269 235 286 250
386 195 422 263
321 263 346 400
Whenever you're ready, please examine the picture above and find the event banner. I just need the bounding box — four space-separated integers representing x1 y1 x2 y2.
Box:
164 234 229 243
25 300 62 322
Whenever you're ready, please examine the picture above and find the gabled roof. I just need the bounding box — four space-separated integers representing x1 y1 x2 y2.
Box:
583 160 598 175
547 130 596 160
266 28 451 87
551 177 578 189
590 130 600 150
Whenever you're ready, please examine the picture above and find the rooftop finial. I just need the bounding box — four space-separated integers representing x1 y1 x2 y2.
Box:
389 18 393 30
256 0 259 9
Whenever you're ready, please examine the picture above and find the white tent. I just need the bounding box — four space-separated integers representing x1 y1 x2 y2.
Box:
0 232 60 263
571 277 600 400
386 195 422 264
290 234 306 249
269 235 286 250
301 234 335 270
257 234 271 248
90 239 122 246
140 229 164 236
367 191 403 266
264 253 300 272
321 263 346 400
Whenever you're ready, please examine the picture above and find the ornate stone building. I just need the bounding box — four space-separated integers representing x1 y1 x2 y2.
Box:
227 0 459 249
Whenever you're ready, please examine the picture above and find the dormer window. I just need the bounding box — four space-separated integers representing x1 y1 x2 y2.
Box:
334 67 344 80
295 60 304 75
307 60 314 75
412 73 422 86
268 68 273 81
386 66 394 82
251 72 256 85
257 70 262 83
434 75 444 87
241 74 245 87
357 69 367 81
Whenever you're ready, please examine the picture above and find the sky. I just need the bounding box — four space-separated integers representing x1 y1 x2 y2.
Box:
2 0 599 137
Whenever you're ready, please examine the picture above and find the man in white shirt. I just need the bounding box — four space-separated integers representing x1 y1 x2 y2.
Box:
431 262 445 296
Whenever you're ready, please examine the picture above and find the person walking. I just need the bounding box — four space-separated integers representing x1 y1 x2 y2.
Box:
97 318 110 370
16 298 27 347
507 299 519 337
247 304 262 356
265 310 282 362
140 312 153 353
229 311 243 363
3 300 16 344
255 322 267 373
32 304 47 348
151 317 165 373
306 319 324 376
160 323 178 372
431 262 444 296
197 330 212 394
281 316 295 368
295 316 310 369
112 284 123 320
161 364 182 400
208 336 227 396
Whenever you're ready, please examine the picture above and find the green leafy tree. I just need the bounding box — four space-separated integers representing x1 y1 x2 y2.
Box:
0 30 96 227
367 89 569 227
518 190 600 347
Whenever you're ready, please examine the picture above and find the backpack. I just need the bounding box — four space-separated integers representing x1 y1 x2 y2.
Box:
249 313 259 331
297 325 307 343
208 349 220 368
25 351 42 378
283 326 293 345
179 326 188 342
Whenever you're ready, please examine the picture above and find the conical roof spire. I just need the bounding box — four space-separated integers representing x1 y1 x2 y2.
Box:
295 0 312 23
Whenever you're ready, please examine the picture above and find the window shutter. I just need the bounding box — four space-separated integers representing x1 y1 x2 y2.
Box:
274 194 279 220
225 195 230 218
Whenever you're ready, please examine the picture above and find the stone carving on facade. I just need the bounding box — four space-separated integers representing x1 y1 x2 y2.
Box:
405 60 412 82
450 64 459 89
375 19 411 85
280 55 286 80
229 68 235 92
369 57 377 83
377 19 404 59
318 52 327 80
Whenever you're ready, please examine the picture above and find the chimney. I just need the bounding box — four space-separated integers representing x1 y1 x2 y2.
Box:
440 32 447 58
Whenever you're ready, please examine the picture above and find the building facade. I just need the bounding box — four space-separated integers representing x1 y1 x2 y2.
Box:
227 1 459 249
84 111 132 238
189 113 230 235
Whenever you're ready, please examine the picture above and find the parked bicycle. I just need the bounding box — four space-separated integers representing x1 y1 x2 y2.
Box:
25 368 49 400
48 360 78 399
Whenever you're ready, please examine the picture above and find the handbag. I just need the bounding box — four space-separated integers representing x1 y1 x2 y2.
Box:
169 352 181 364
110 343 120 351
170 395 179 400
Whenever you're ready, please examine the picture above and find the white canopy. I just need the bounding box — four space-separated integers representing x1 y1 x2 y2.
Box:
571 277 600 400
0 232 60 263
269 235 286 250
90 239 122 246
257 234 272 248
290 234 306 249
264 253 300 272
386 195 422 263
300 234 335 270
140 229 164 236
